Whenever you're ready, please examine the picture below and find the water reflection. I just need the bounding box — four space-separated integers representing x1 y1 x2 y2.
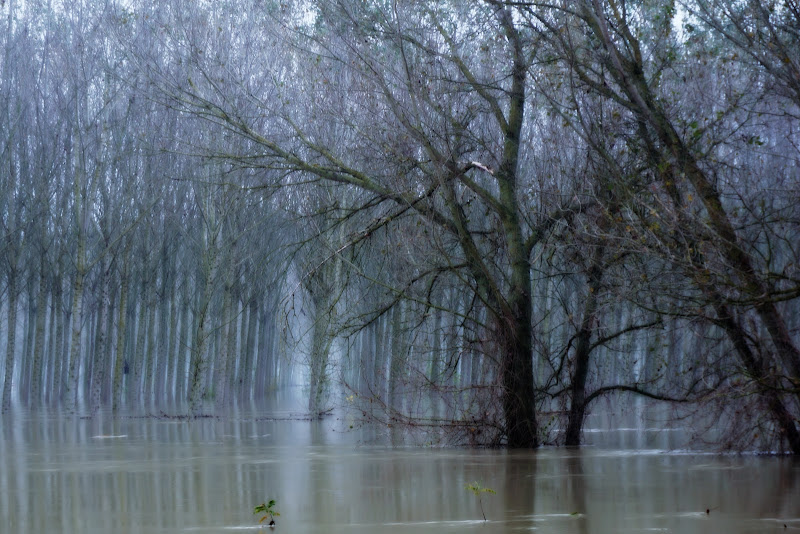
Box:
1 411 799 533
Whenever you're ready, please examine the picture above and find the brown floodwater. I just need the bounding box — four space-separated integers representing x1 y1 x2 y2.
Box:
1 406 799 534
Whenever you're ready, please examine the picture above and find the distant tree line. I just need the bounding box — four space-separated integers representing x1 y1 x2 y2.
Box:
1 0 799 452
0 0 295 417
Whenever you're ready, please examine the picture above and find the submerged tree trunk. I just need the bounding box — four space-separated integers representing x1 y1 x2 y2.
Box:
188 279 215 415
166 272 180 403
143 277 158 408
45 277 61 405
21 273 36 402
306 238 344 416
112 259 130 411
494 13 538 447
188 217 220 416
90 256 111 412
564 242 605 446
131 278 148 406
308 296 333 416
30 261 48 407
498 306 538 448
2 274 19 413
243 295 258 398
155 250 172 406
52 277 66 404
175 283 191 402
214 273 233 409
255 306 273 396
64 264 85 412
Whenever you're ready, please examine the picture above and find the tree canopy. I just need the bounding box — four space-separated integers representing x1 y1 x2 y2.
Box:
1 0 799 451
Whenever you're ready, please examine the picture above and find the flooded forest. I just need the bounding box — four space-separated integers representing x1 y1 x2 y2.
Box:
1 0 800 453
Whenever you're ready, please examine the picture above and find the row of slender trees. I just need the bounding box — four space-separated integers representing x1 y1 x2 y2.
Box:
0 0 297 415
1 0 799 450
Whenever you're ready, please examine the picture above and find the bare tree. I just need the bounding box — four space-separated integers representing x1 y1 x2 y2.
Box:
525 0 800 451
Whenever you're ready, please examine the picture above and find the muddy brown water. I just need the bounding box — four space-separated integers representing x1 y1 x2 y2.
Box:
1 407 799 534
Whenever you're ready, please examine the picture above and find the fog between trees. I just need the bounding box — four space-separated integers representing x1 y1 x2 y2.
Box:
1 0 799 451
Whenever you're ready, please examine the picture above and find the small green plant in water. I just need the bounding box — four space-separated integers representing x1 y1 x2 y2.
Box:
254 499 280 528
465 481 496 521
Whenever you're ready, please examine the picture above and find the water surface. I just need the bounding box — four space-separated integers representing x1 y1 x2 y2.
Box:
1 409 798 533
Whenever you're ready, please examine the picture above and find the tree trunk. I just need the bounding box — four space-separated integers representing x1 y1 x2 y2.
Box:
131 280 148 406
499 307 538 448
189 228 220 415
64 266 85 412
155 248 172 405
59 286 73 403
188 287 214 415
176 283 191 401
244 295 258 398
214 277 233 409
255 306 272 396
227 298 241 400
492 6 538 447
21 276 37 402
565 243 605 446
45 277 61 405
2 274 18 413
143 279 158 408
30 264 48 407
90 257 111 412
166 273 180 403
112 258 130 412
52 278 66 404
308 295 332 416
